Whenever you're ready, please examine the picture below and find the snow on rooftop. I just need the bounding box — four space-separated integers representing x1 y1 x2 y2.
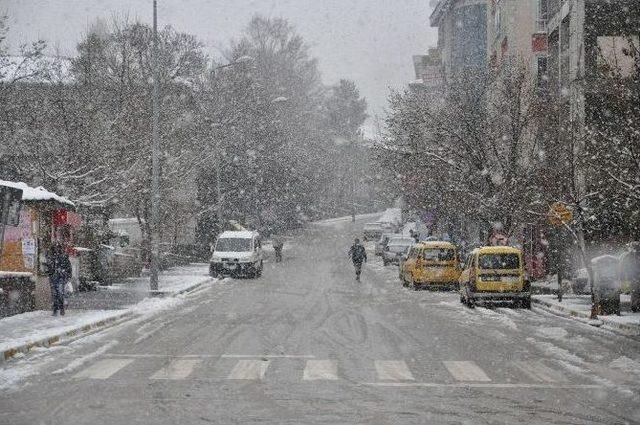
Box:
219 230 256 239
109 218 143 224
0 180 74 207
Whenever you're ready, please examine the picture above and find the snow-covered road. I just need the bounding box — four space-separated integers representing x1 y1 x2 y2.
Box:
2 217 640 424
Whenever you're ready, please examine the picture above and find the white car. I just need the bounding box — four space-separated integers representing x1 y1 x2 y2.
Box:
382 237 414 266
209 230 263 278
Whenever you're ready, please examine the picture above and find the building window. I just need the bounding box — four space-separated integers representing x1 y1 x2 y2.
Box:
537 56 548 85
536 0 548 32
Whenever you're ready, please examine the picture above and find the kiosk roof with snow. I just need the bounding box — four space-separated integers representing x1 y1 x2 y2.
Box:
0 180 74 209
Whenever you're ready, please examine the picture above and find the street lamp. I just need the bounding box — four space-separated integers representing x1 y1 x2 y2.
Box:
208 57 255 231
150 0 160 291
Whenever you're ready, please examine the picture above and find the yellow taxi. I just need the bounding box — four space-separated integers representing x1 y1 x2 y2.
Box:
399 241 461 290
459 246 531 308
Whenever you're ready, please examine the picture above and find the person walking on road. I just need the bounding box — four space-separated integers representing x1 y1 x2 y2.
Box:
273 237 284 263
348 238 367 281
45 242 72 316
621 242 640 312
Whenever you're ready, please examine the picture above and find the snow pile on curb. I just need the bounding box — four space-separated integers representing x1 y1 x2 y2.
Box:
533 295 640 336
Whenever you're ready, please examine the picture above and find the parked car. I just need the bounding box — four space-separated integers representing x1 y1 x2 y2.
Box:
363 222 384 240
572 267 591 294
459 246 531 308
375 233 397 256
209 230 263 278
382 237 414 266
574 252 633 296
400 241 461 290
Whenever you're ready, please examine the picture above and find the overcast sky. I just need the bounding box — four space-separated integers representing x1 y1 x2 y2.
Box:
4 0 438 133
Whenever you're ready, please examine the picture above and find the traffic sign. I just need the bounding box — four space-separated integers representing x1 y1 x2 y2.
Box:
548 202 573 227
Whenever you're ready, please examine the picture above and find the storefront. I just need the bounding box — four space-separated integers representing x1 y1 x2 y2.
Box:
0 181 78 316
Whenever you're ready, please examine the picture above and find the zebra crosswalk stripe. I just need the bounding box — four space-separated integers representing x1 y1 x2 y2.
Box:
375 361 414 381
227 359 270 380
303 360 338 380
443 361 491 382
512 361 567 383
150 359 200 380
73 359 133 380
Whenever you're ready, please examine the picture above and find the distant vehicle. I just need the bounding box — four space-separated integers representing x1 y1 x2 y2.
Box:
363 222 385 240
400 241 461 290
574 252 633 296
374 233 397 256
459 246 531 308
382 237 414 266
209 230 263 278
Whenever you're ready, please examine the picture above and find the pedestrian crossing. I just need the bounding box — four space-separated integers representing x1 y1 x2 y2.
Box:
228 359 270 380
443 361 491 382
150 359 200 380
303 360 338 380
70 356 586 386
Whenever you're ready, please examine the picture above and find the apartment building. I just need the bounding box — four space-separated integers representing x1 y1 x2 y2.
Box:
546 0 640 128
487 0 549 82
409 48 444 93
429 0 488 78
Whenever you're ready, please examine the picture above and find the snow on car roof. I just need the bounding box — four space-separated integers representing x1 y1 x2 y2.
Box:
389 237 413 244
418 240 457 248
219 230 257 239
472 246 521 255
0 180 74 207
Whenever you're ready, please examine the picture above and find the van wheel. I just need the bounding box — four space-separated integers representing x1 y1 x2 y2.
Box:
255 261 263 278
465 290 475 308
411 276 419 291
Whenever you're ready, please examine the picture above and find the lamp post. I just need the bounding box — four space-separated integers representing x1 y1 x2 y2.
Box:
149 0 160 291
208 57 255 231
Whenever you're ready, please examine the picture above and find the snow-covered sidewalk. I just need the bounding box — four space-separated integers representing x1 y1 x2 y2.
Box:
533 294 640 336
1 264 213 362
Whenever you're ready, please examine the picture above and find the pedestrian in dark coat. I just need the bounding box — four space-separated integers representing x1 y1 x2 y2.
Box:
621 242 640 312
46 243 72 316
348 238 367 281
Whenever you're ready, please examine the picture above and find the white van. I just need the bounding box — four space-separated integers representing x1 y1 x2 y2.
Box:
209 230 263 278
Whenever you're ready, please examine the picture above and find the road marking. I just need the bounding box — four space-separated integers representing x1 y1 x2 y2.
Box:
443 361 491 382
73 359 133 380
106 354 315 359
221 354 315 359
108 354 218 358
375 361 414 381
227 360 270 380
150 359 200 380
303 360 338 380
363 382 601 389
512 361 567 383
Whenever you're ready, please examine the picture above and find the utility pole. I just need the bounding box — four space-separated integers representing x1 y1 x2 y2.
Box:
216 137 222 228
351 138 357 222
149 0 160 291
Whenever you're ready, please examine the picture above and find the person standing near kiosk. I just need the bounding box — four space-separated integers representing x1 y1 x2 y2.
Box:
45 243 72 316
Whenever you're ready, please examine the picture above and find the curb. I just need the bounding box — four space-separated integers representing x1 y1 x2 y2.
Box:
1 277 215 363
149 277 215 297
1 310 134 363
532 297 640 336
